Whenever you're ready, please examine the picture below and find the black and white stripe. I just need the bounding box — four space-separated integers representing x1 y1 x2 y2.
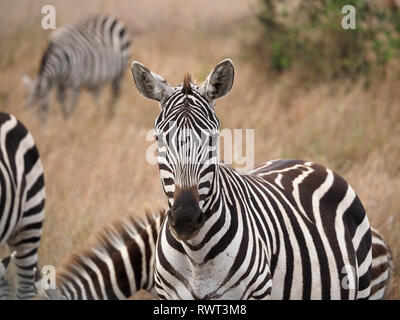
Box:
131 59 393 299
23 15 132 120
0 112 45 299
38 211 391 300
369 227 393 299
39 210 165 300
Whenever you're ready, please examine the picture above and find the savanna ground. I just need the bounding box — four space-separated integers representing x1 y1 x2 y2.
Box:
0 0 398 299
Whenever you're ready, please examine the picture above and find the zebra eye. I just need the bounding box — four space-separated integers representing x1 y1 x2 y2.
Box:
155 133 165 147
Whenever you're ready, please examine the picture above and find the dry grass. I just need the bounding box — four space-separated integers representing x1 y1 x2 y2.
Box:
0 0 398 299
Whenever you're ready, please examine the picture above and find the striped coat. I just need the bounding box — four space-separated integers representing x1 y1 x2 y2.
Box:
39 210 165 300
154 160 373 299
38 208 391 300
0 112 45 299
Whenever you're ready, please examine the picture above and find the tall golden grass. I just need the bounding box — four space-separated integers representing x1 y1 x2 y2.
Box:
0 0 398 299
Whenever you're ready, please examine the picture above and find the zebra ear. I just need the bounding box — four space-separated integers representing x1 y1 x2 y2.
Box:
199 59 234 102
131 61 172 102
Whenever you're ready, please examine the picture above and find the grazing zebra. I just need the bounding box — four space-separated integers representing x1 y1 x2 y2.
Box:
37 210 391 300
22 15 132 121
0 112 45 299
38 210 166 300
130 59 393 299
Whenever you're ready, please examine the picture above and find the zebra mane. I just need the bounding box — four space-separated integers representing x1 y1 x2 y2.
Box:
55 208 167 288
183 72 192 95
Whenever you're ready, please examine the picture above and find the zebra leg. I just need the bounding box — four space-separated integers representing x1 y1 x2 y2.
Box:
7 246 40 299
67 88 80 116
38 95 50 122
0 251 17 299
59 87 80 118
0 277 12 300
8 220 44 299
89 86 102 108
57 84 69 118
109 76 123 117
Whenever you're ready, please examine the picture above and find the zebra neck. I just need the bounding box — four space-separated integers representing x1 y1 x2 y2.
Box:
216 162 275 261
181 162 274 262
38 56 62 90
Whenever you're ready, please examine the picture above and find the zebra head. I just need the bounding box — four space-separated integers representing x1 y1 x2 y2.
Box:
132 59 234 241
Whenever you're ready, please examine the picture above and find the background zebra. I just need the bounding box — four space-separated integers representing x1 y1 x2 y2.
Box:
131 59 394 299
38 210 166 300
0 112 45 299
22 15 132 121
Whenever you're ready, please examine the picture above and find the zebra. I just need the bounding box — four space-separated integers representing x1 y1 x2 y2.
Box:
129 59 393 299
36 209 391 300
22 15 132 121
369 227 393 299
37 210 166 300
0 112 45 299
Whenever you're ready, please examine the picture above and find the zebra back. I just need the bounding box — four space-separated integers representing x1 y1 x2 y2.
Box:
43 14 132 83
45 209 166 300
77 14 132 61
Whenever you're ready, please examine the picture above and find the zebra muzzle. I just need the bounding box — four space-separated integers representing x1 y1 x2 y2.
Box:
168 187 205 241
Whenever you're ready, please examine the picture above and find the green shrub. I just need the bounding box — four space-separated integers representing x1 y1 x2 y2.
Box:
252 0 400 80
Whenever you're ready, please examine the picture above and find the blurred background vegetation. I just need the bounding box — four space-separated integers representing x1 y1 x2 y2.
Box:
0 0 398 299
251 0 400 81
